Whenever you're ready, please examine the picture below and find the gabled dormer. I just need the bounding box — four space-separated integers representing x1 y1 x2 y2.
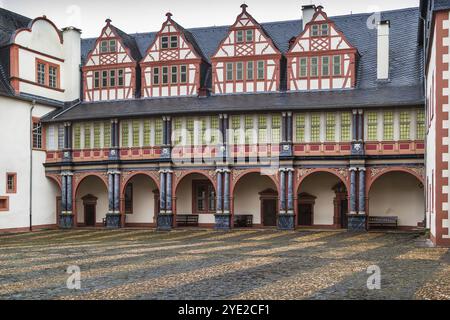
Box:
140 13 209 98
211 4 283 94
82 19 141 102
286 5 358 91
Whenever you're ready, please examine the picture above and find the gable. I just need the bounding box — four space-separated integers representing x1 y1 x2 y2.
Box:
84 20 136 67
211 5 281 59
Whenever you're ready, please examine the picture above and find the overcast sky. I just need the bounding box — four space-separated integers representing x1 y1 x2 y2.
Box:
0 0 419 38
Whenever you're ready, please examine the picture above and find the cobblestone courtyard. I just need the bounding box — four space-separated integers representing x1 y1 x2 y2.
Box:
0 229 448 300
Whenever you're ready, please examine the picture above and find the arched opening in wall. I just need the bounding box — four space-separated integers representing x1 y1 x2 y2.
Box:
368 171 425 230
122 174 159 228
175 173 216 227
233 172 278 228
297 172 348 229
75 176 108 227
45 177 62 228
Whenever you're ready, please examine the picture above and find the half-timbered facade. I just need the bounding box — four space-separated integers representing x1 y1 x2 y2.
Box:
82 19 141 102
140 13 209 98
211 4 283 94
1 3 447 246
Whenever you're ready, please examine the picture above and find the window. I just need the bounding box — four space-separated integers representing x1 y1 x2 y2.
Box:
341 113 351 142
186 118 194 146
311 25 319 37
109 70 116 87
245 116 254 145
417 110 426 140
321 24 329 36
333 56 342 76
367 112 378 141
109 40 117 52
100 40 108 53
296 114 306 142
226 63 233 81
311 114 321 142
102 71 108 87
383 112 394 141
246 29 254 42
257 61 265 80
236 30 244 43
162 67 169 84
200 118 208 145
0 197 9 212
58 125 65 150
103 122 111 148
74 124 81 149
236 62 243 81
171 65 178 84
6 173 17 194
258 115 267 144
155 119 163 145
153 67 160 85
271 115 281 143
124 183 133 214
299 58 308 78
161 36 169 49
93 122 101 149
231 116 241 145
132 120 140 147
400 111 411 140
311 57 318 77
121 121 129 147
100 40 116 53
247 61 254 80
84 124 91 149
210 117 220 145
322 56 330 77
49 66 58 88
180 65 187 83
173 118 183 145
143 120 151 146
94 71 100 88
118 69 124 87
32 118 43 149
170 36 178 48
326 113 335 142
193 181 216 213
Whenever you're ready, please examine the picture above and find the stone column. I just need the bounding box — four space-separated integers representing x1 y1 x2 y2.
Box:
287 169 294 213
348 167 366 232
278 168 295 230
109 120 119 160
157 170 173 231
160 171 166 213
66 173 73 214
108 172 114 213
216 170 223 213
114 173 120 213
279 169 286 214
358 168 366 214
358 110 364 141
166 171 173 214
349 168 357 214
352 110 358 141
215 169 231 230
59 172 74 229
287 112 293 143
63 123 72 161
106 171 121 229
224 170 230 214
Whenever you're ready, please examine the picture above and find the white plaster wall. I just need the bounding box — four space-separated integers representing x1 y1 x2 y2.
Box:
0 97 58 230
75 176 108 225
369 172 425 227
299 173 341 226
125 175 157 224
233 173 277 225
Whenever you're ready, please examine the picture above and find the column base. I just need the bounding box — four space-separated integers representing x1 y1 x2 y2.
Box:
278 214 295 231
347 214 367 232
157 214 173 231
59 213 74 229
106 213 122 229
215 214 231 231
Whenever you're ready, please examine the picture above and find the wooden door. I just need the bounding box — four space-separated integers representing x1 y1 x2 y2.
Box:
298 204 313 226
262 199 277 227
85 204 96 227
340 199 348 228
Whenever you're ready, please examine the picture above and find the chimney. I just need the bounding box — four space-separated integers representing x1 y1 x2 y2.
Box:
377 20 390 80
62 26 82 101
302 4 316 28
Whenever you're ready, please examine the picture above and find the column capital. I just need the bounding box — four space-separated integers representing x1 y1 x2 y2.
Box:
61 171 73 177
287 112 293 117
349 167 358 172
111 118 119 124
352 109 358 115
107 170 121 175
358 167 367 172
63 122 72 127
282 112 287 117
358 109 364 115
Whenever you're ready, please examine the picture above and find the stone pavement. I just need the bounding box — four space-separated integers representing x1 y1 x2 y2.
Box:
0 229 448 300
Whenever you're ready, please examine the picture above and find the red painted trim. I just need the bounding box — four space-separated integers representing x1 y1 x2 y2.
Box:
0 196 9 212
6 173 17 194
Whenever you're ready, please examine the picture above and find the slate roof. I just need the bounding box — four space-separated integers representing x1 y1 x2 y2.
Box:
434 0 450 11
0 7 31 47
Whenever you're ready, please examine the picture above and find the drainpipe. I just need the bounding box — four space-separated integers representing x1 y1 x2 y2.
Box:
29 100 36 232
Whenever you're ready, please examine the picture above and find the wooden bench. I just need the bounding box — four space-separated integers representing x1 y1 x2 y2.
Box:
368 216 398 229
176 215 199 227
234 215 253 228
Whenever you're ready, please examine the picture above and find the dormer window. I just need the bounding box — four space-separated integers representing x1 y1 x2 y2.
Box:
311 24 329 37
236 29 254 43
246 29 254 42
161 36 169 49
236 30 244 43
311 25 319 37
170 36 178 48
161 36 178 49
100 39 117 53
321 24 329 36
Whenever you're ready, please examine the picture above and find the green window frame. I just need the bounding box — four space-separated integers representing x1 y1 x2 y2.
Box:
333 55 342 76
340 113 351 142
84 124 91 149
257 61 265 80
416 110 426 140
310 114 321 143
311 25 319 37
258 115 268 144
231 116 241 145
236 30 244 43
103 121 111 148
244 116 254 145
246 29 254 42
121 121 129 148
226 63 233 81
93 122 101 149
295 114 306 142
383 112 394 141
154 119 163 146
400 111 411 140
299 58 308 78
322 56 330 77
143 120 151 146
247 61 254 80
325 113 336 142
367 112 378 141
236 62 243 81
74 124 81 149
132 120 140 147
311 57 318 77
271 115 281 144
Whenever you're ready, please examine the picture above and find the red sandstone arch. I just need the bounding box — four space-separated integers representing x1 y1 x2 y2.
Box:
121 172 160 196
174 170 217 194
231 169 279 196
74 173 108 196
296 168 350 195
46 174 62 189
366 168 425 197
